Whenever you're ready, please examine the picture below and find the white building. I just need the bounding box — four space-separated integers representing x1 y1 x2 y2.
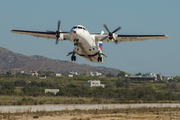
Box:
142 73 157 80
84 80 105 88
70 71 78 75
86 72 102 76
32 71 38 76
52 73 61 77
68 74 73 77
45 89 59 95
39 76 46 79
94 72 102 76
16 71 25 74
86 72 94 76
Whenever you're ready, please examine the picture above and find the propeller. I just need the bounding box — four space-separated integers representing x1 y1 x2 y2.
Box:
101 24 121 44
55 20 61 45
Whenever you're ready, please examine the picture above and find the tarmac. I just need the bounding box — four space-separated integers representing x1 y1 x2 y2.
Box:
0 103 180 113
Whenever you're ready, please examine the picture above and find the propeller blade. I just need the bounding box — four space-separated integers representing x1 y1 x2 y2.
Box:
55 20 61 45
103 24 110 33
57 20 61 31
112 26 121 33
45 30 55 33
56 39 58 44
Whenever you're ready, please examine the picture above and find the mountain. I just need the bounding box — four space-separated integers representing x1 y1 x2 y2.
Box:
0 47 121 74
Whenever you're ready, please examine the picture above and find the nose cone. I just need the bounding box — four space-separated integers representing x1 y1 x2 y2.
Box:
70 29 78 39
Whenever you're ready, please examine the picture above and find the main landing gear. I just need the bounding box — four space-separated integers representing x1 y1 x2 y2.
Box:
71 55 76 61
67 51 76 61
97 57 102 62
97 52 107 62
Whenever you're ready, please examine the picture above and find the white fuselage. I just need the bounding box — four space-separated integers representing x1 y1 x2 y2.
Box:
69 25 103 63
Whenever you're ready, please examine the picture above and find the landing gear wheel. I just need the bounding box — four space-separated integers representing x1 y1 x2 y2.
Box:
74 56 76 61
71 56 76 61
100 57 102 62
71 56 74 61
97 57 102 62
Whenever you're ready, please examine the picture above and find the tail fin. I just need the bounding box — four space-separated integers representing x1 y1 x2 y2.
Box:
97 41 104 63
98 41 103 52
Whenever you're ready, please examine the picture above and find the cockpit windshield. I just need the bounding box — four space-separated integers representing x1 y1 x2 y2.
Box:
72 26 87 31
83 27 87 31
73 26 77 29
78 27 82 29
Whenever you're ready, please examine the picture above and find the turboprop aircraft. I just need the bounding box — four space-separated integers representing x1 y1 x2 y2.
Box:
11 20 168 63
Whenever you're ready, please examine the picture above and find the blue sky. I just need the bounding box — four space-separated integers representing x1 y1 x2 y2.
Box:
0 0 179 76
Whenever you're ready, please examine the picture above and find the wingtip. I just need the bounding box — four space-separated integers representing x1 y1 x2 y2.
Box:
11 30 14 33
165 35 169 38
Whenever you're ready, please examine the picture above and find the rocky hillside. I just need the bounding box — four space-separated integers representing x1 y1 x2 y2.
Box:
0 47 121 74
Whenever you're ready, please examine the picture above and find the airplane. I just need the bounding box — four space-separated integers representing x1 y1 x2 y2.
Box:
11 20 168 63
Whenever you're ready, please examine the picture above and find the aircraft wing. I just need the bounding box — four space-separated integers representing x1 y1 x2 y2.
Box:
93 34 168 43
11 30 70 40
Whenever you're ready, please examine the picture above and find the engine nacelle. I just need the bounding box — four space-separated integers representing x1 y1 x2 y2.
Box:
59 31 64 41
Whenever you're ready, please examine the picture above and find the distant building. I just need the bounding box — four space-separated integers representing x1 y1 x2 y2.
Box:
142 73 157 80
52 73 61 77
39 76 46 79
84 80 104 88
126 72 158 81
157 74 163 80
16 71 25 74
32 71 38 76
70 71 79 75
164 77 174 81
68 74 73 77
86 72 102 76
86 72 94 76
45 89 59 95
94 72 102 76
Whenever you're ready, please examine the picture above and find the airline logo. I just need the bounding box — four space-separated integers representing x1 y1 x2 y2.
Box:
98 42 103 51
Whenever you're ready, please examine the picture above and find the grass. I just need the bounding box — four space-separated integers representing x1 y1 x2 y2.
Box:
1 95 180 106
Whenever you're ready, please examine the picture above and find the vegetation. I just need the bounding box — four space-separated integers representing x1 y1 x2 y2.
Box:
0 73 180 105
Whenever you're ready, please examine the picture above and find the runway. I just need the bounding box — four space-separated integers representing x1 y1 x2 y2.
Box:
0 103 180 113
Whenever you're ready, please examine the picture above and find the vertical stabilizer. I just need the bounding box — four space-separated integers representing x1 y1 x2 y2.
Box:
97 41 103 63
98 41 103 53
